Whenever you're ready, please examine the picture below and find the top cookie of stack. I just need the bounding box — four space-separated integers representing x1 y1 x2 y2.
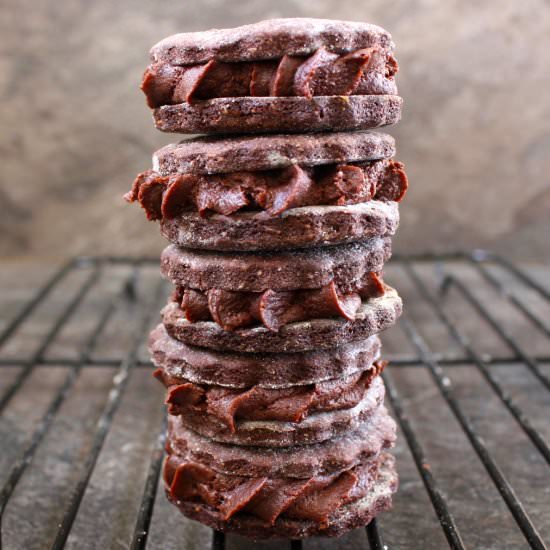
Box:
141 18 402 134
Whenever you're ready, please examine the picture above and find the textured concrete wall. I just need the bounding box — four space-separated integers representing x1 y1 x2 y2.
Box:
1 0 549 261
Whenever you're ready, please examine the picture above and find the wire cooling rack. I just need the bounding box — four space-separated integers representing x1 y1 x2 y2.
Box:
0 251 549 549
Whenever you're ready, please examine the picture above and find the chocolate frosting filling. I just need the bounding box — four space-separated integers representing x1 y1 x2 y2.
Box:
154 361 385 431
171 272 385 332
142 46 398 107
163 451 383 526
125 159 407 222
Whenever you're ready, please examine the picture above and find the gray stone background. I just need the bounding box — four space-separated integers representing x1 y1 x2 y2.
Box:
1 0 549 261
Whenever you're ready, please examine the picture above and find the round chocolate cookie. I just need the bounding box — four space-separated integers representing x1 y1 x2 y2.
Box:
153 131 395 175
149 324 381 388
166 405 396 478
150 18 394 65
161 200 399 252
161 285 402 353
160 238 391 293
166 452 397 539
153 95 402 135
165 376 385 447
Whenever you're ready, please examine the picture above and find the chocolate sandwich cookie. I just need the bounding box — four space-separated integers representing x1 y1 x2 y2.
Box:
166 406 396 478
126 131 407 251
161 284 402 353
164 450 397 539
149 324 381 388
162 246 396 341
142 18 401 134
160 240 394 336
155 358 385 432
160 238 391 293
163 375 385 447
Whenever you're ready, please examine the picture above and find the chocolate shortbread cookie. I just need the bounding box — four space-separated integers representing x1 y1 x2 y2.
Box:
153 131 396 175
161 201 399 251
142 19 401 134
149 324 382 388
149 18 395 66
166 406 396 478
153 96 402 134
160 238 391 293
165 451 397 539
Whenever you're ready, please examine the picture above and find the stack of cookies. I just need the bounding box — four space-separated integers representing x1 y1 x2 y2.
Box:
127 18 407 539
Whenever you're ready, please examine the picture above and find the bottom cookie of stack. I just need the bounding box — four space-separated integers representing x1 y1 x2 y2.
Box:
163 411 398 539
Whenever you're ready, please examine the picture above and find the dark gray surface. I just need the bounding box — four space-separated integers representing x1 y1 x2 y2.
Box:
0 255 549 549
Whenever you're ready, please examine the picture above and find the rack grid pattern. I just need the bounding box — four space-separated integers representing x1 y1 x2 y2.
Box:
0 251 548 550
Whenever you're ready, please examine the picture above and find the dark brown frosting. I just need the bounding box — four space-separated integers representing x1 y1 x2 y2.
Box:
125 159 407 222
163 451 382 526
142 46 397 108
171 271 385 332
154 361 385 431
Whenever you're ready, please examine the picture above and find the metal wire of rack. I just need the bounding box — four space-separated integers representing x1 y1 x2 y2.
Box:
0 251 548 550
